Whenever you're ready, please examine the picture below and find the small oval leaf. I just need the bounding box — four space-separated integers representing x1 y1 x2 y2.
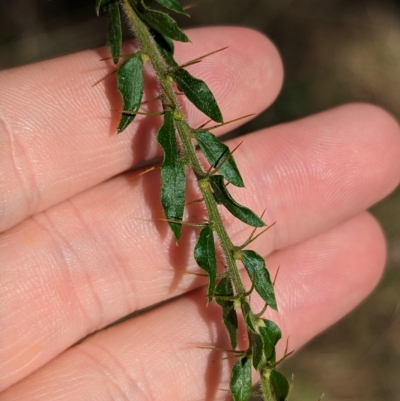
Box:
244 310 257 334
230 357 252 401
270 369 290 401
209 175 264 227
154 0 188 15
171 69 223 123
251 333 264 370
157 111 186 240
117 56 144 133
139 8 189 42
107 1 122 64
241 250 277 310
151 28 175 56
259 319 281 362
196 130 244 187
194 225 217 302
215 277 238 349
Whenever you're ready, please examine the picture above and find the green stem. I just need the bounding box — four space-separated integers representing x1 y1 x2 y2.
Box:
120 0 247 298
261 369 275 401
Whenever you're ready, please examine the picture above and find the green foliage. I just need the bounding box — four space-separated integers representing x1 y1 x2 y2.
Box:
194 225 217 302
157 111 186 240
230 357 253 401
196 130 244 187
106 1 122 64
215 277 238 349
153 0 188 15
96 1 291 399
241 250 278 310
209 175 265 227
137 7 189 42
251 333 264 369
268 369 290 401
258 319 281 362
117 55 144 132
171 68 223 123
152 29 175 56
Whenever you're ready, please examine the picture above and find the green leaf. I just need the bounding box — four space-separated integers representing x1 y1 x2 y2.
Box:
251 333 264 370
194 225 217 302
95 0 105 16
215 277 238 349
241 250 277 310
244 310 257 334
107 1 122 64
151 28 175 56
157 111 186 240
230 357 252 401
258 319 281 363
151 29 178 70
117 56 144 133
154 0 188 15
196 131 244 187
171 68 223 123
157 43 178 70
209 175 264 227
138 8 189 42
270 369 290 401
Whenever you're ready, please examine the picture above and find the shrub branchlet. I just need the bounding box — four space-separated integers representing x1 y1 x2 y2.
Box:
96 1 291 399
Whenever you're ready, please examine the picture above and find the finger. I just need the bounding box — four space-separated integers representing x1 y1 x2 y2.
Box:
1 103 399 389
1 213 386 400
0 27 283 232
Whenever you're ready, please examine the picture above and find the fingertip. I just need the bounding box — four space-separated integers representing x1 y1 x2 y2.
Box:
175 26 284 122
271 212 387 349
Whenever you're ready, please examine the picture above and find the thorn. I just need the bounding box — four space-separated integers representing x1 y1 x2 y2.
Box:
213 354 242 362
238 221 276 250
196 119 212 130
273 264 281 286
171 47 228 72
288 374 295 399
317 394 325 401
283 336 290 357
196 346 244 354
208 141 244 177
141 94 163 105
251 221 277 244
244 208 267 248
254 302 268 319
201 113 255 131
129 166 158 181
185 197 204 206
120 110 165 117
158 218 205 228
243 273 256 296
92 69 117 87
274 348 294 367
99 52 136 61
183 2 199 11
163 267 208 277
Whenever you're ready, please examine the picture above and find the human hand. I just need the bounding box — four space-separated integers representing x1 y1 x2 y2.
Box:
1 27 400 400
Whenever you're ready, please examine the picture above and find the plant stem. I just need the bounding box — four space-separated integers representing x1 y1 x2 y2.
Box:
261 370 275 401
120 0 247 298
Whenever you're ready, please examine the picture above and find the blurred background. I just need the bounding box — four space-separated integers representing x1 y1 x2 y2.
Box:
1 0 399 400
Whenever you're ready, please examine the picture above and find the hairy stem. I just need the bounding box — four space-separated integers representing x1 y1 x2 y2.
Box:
121 0 246 297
